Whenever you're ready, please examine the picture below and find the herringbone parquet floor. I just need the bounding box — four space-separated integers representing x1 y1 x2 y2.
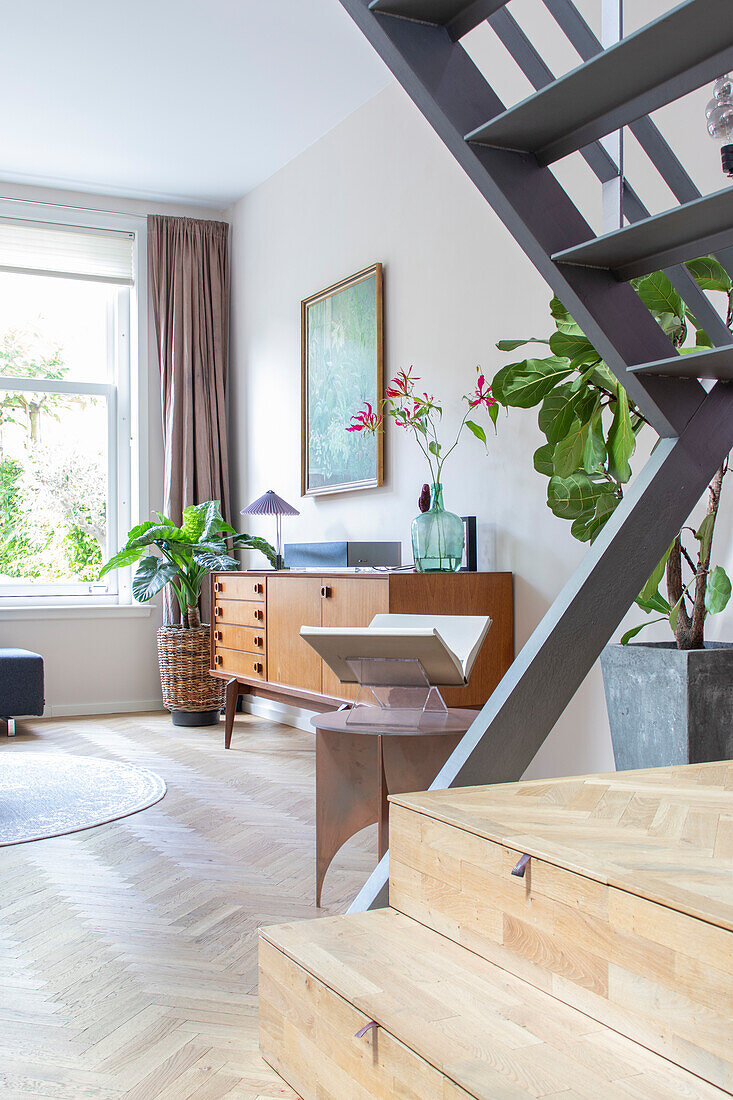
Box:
0 711 377 1099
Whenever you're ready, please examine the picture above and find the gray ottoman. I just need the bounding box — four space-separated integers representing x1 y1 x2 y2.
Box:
0 648 45 735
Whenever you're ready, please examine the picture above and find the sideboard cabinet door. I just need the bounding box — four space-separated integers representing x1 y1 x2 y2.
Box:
320 578 389 701
266 576 323 694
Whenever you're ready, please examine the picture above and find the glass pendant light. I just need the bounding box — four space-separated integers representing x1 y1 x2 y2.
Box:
706 74 733 178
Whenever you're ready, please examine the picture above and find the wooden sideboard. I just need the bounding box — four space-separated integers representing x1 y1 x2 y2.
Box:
210 571 513 746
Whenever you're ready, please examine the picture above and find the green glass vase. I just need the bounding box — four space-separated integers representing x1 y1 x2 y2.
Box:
411 483 464 573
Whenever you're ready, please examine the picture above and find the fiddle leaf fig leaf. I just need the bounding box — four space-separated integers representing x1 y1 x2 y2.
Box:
637 546 673 614
547 472 611 522
552 417 590 478
583 408 606 473
570 491 618 543
538 384 578 444
607 387 635 484
686 256 732 293
705 566 732 615
549 330 596 361
495 338 550 351
636 271 684 319
533 442 555 476
695 513 716 563
491 357 574 408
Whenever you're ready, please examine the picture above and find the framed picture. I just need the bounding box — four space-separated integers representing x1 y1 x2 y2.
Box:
460 516 477 571
301 263 384 496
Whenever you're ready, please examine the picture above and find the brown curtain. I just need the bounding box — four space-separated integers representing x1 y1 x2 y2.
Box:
148 215 230 624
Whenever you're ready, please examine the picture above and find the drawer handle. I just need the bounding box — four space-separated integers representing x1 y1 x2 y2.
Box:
215 606 223 617
214 581 222 593
214 654 223 666
511 853 531 878
254 609 264 620
355 1021 379 1040
215 630 222 642
320 585 332 598
253 582 263 594
253 661 263 674
254 635 263 647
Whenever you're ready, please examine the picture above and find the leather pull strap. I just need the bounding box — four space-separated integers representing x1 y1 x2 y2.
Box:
355 1020 379 1039
511 853 531 878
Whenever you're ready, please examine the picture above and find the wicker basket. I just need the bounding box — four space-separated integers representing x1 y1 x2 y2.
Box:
156 624 224 717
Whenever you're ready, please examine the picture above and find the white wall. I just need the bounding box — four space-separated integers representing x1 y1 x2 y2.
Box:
0 182 226 716
226 58 733 779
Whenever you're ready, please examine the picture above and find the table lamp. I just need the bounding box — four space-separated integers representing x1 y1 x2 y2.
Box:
240 489 300 570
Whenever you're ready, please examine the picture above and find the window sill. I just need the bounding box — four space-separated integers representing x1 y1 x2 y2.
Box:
0 603 157 621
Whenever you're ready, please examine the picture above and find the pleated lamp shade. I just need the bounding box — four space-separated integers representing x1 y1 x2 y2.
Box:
240 489 300 518
240 490 299 569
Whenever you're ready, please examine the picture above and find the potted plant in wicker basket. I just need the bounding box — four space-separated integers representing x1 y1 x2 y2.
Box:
100 500 276 726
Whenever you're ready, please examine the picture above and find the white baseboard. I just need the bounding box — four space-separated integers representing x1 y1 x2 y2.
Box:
45 698 164 718
240 695 317 733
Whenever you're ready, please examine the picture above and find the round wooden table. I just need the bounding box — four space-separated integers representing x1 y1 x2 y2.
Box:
311 707 476 906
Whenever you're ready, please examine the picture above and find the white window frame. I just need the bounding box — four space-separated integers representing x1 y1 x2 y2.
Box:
0 200 148 610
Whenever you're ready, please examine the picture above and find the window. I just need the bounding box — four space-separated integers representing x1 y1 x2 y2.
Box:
0 209 145 605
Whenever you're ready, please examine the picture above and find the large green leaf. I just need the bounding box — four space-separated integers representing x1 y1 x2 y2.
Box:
98 545 145 579
495 338 550 351
533 442 555 476
583 407 606 473
492 357 574 408
132 557 179 602
636 272 684 319
231 534 278 567
695 513 716 563
705 566 732 615
129 522 186 548
686 256 732 293
636 546 673 615
200 500 225 540
181 504 208 542
191 548 240 572
607 387 635 484
549 330 596 362
552 417 590 478
547 472 612 522
124 520 156 547
570 491 618 543
538 384 578 444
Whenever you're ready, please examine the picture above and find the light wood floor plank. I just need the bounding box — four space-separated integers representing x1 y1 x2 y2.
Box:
1 711 376 1098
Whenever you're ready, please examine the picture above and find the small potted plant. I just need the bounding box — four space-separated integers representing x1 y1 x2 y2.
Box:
491 257 732 767
348 367 498 571
100 500 275 726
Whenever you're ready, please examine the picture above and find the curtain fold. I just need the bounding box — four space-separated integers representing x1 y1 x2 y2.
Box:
148 214 230 624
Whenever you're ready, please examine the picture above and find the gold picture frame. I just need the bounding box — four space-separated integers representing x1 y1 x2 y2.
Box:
301 263 384 496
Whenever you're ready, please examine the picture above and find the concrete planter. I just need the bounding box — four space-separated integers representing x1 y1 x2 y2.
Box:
600 642 733 770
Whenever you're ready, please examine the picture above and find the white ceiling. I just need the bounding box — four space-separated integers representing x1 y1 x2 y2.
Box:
0 0 391 209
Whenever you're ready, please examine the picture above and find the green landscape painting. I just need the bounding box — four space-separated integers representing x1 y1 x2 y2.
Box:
302 264 383 495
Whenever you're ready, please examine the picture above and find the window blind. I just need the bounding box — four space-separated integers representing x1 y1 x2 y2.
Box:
0 218 135 285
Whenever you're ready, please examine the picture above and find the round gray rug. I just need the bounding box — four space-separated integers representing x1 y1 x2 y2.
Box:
0 753 167 845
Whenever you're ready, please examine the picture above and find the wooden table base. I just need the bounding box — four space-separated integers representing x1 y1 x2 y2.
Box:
315 726 462 907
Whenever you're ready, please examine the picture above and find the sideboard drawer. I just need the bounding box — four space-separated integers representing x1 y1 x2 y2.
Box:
213 624 265 654
212 575 265 602
214 648 266 680
214 599 266 629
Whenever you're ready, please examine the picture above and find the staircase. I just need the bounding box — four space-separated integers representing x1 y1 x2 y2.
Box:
336 0 733 914
260 761 733 1097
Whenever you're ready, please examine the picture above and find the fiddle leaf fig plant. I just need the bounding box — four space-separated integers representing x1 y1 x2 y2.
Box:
100 500 276 628
492 257 732 650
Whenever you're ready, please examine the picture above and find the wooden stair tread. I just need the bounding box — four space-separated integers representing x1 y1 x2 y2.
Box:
260 907 727 1099
389 761 733 930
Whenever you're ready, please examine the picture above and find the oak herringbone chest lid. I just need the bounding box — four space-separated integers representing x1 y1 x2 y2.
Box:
390 760 733 930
